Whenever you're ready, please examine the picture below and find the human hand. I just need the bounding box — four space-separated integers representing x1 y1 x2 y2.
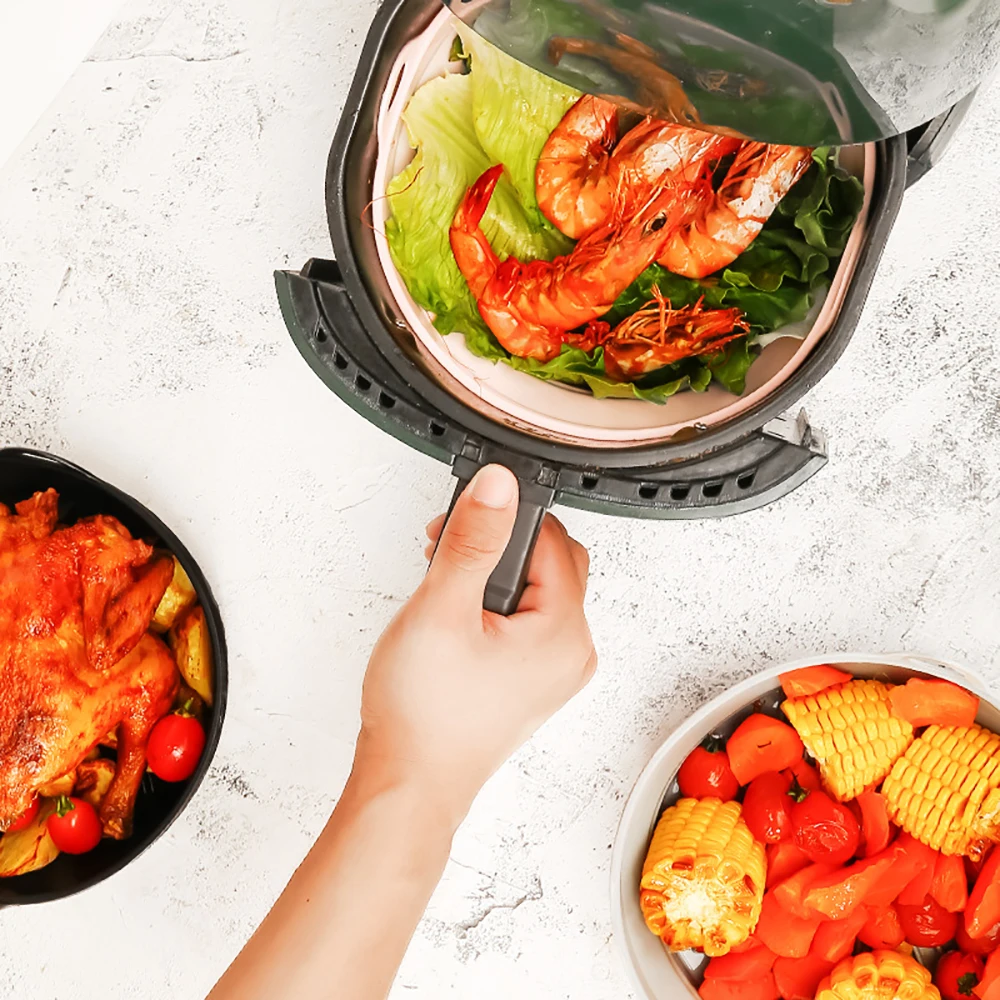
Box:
354 465 596 828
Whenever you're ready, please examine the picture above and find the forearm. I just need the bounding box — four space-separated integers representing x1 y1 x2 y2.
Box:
208 757 460 1000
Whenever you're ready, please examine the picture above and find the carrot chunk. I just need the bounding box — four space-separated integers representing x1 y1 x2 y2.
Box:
888 677 979 729
727 714 805 786
700 973 778 1000
774 864 839 920
810 911 868 963
856 790 892 857
755 891 823 958
780 666 853 700
803 848 900 920
767 842 812 889
967 848 1000 940
773 954 835 1000
931 853 969 913
704 944 778 981
858 905 905 949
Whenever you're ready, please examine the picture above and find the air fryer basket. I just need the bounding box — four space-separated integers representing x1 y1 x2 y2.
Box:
277 0 925 610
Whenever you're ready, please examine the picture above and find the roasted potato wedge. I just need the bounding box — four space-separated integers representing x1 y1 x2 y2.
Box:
74 759 116 809
38 769 77 798
0 801 59 877
170 605 213 705
151 555 197 632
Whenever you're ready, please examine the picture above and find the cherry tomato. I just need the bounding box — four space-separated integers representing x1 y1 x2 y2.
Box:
46 796 102 854
956 916 1000 955
677 738 740 802
6 795 40 833
743 771 795 844
935 951 985 1000
791 790 860 866
147 712 206 783
783 758 822 793
896 894 958 948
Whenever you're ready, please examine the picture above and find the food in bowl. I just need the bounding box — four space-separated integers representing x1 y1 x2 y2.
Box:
638 667 1000 1000
0 489 213 876
384 25 864 404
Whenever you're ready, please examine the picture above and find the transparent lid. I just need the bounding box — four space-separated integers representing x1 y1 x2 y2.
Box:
446 0 1000 146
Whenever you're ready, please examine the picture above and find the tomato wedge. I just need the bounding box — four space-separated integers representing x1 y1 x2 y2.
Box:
767 842 812 889
888 677 979 729
967 847 1000 940
858 905 905 949
810 911 868 964
704 944 778 981
727 715 805 786
855 791 892 858
931 853 969 913
779 666 853 699
700 973 778 1000
755 891 824 958
773 954 834 1000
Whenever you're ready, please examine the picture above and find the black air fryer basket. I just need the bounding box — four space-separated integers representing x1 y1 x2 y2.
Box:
277 0 978 613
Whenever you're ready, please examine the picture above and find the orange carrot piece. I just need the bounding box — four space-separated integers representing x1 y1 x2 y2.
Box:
755 892 824 958
931 853 969 913
888 677 979 729
780 666 853 700
773 954 835 1000
727 714 805 786
774 864 840 920
810 911 868 964
700 973 779 1000
704 944 778 981
967 848 1000 940
767 842 812 889
858 905 905 949
856 791 892 858
804 848 901 920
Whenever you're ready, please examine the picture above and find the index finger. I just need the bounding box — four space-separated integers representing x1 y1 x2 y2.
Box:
514 514 589 615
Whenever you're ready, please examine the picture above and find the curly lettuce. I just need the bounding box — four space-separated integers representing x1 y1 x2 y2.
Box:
385 29 864 403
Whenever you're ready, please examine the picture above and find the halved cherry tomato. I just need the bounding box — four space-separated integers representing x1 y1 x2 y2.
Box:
774 864 839 920
727 715 804 786
855 790 892 857
932 853 970 913
6 795 40 833
858 905 905 949
700 973 778 1000
791 790 860 866
966 847 1000 941
888 678 979 729
767 842 811 889
956 917 1000 955
677 738 741 801
783 758 822 794
147 711 206 783
755 891 823 958
773 954 834 1000
780 666 852 700
804 846 901 920
810 911 868 964
46 796 102 854
897 894 958 948
744 771 796 844
704 943 778 981
935 951 985 1000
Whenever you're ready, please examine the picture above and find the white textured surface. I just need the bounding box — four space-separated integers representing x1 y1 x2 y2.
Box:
1 2 1000 998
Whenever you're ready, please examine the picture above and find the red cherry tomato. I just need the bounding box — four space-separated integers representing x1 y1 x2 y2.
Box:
791 790 860 866
783 758 822 794
677 739 740 802
46 796 102 854
956 916 1000 955
743 771 796 844
896 894 959 948
935 951 985 1000
6 795 40 833
147 712 206 782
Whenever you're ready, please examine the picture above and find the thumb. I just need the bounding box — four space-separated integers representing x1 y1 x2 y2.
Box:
426 465 519 610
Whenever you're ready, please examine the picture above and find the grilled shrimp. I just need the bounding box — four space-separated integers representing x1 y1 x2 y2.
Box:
657 142 815 279
450 163 713 362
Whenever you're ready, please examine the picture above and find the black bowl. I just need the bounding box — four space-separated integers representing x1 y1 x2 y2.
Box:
0 448 228 905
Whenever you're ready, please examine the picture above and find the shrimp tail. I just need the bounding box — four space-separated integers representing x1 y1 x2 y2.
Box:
450 164 504 299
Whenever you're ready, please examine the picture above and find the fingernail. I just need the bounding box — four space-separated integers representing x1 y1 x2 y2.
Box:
470 465 517 508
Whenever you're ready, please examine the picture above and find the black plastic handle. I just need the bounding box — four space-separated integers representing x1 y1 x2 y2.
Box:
440 460 555 616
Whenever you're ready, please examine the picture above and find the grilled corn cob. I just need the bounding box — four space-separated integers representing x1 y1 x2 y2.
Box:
781 680 914 801
881 722 1000 858
639 797 765 956
815 951 939 1000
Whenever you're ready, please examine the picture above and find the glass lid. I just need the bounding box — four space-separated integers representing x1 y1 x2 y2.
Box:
445 0 1000 146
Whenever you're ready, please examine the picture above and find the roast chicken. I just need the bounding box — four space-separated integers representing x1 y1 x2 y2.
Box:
0 489 179 839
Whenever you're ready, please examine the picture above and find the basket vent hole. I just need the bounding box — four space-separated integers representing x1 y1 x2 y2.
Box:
702 481 724 499
581 474 599 491
737 472 756 491
355 374 371 392
378 392 395 410
315 328 328 343
638 484 659 500
333 352 349 371
430 422 446 437
670 484 691 502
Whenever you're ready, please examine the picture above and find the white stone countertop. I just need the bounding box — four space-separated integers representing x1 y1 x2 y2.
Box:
2 1 1000 998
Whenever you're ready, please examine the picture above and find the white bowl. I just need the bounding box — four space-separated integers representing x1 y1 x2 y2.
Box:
609 653 997 1000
